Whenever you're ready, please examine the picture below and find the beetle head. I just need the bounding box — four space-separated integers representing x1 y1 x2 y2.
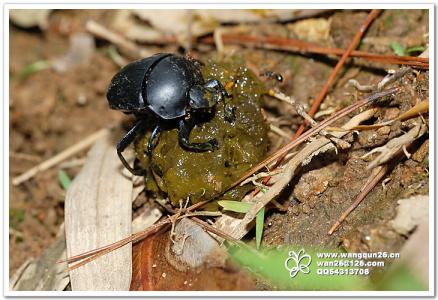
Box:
188 85 217 110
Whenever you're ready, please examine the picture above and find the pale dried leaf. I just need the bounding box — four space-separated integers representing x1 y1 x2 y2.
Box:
419 47 429 58
9 9 52 29
10 231 69 291
132 10 212 47
111 10 165 44
390 195 428 235
287 18 331 42
363 124 427 169
170 218 226 270
132 208 162 234
124 9 331 47
65 133 133 291
194 9 330 24
52 33 95 73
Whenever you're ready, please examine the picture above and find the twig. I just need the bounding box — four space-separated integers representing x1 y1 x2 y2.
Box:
240 170 283 187
12 128 109 186
61 199 210 271
376 67 412 91
292 9 381 140
186 10 193 54
213 27 225 55
10 152 41 163
269 124 290 139
244 10 382 198
229 87 399 189
59 158 86 169
328 121 428 235
269 90 315 125
328 165 387 235
191 217 264 258
85 20 151 59
269 89 351 149
200 35 428 69
362 123 427 169
191 217 243 246
350 67 412 95
224 109 378 240
348 79 375 92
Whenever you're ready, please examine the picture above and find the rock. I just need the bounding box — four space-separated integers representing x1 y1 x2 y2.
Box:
412 139 429 163
389 195 428 235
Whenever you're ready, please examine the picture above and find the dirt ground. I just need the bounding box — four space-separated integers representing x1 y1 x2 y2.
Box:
9 8 429 287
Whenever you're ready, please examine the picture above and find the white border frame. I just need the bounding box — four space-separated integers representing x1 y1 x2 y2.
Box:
2 2 435 297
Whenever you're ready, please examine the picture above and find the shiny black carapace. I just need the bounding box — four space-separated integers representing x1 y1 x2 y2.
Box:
107 53 229 175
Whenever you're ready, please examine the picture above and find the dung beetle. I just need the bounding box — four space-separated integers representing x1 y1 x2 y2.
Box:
107 53 230 175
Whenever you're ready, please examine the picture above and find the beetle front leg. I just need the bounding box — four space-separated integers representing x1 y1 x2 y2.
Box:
178 118 219 152
205 79 235 123
147 124 161 158
204 79 229 98
117 119 146 176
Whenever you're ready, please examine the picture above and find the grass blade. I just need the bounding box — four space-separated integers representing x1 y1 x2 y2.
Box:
58 170 72 190
218 200 252 213
255 207 265 249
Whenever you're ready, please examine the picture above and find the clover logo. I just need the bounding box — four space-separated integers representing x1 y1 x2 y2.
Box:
284 249 312 278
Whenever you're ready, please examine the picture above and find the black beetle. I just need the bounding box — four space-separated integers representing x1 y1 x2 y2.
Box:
107 53 230 175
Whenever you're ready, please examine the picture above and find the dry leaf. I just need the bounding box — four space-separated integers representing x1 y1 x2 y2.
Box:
287 18 331 42
9 229 69 291
65 133 133 291
10 9 52 30
112 9 331 47
51 32 95 73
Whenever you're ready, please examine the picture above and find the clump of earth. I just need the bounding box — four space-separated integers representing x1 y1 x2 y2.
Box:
135 57 269 205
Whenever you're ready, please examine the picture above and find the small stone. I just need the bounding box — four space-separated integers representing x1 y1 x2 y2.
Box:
412 140 429 162
302 204 311 214
384 107 400 120
291 205 300 216
77 93 87 106
376 126 391 136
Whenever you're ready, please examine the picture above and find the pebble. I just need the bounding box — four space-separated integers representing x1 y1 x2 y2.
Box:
412 140 429 162
376 125 391 136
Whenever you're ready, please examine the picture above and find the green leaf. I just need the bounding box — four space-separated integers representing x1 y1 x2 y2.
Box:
218 201 266 248
217 200 252 213
10 208 25 228
405 45 426 55
18 60 50 79
255 207 265 249
58 170 72 190
390 42 406 56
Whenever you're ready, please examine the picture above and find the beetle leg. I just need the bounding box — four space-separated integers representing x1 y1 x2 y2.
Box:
147 124 162 158
178 118 219 152
204 79 235 123
204 79 229 98
117 119 146 176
